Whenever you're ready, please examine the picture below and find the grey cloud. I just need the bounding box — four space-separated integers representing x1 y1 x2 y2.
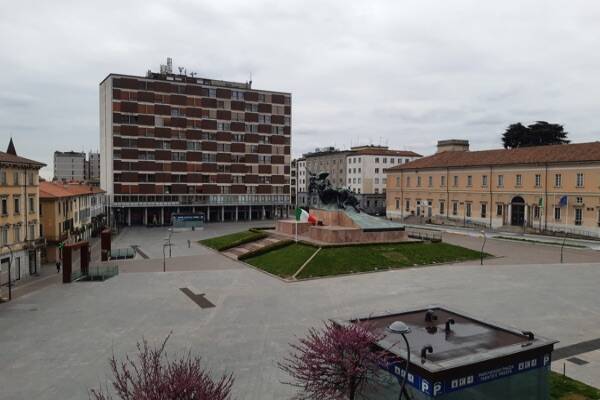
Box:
2 0 600 179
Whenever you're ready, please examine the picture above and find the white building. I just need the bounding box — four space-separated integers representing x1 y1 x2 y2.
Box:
54 151 86 181
87 152 100 182
346 146 421 194
296 158 307 192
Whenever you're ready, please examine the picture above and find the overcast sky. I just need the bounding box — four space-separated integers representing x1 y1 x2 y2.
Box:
2 1 600 178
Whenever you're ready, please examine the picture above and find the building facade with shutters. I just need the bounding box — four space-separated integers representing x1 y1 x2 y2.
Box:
100 67 291 225
385 140 600 237
0 139 45 290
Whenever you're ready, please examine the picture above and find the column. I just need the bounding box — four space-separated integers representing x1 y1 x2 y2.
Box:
206 206 210 222
127 208 131 226
221 206 225 222
160 207 164 225
262 206 265 220
249 206 252 221
143 208 148 225
235 206 238 221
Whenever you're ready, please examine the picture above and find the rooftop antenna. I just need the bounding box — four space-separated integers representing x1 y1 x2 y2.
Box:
249 72 253 88
178 66 184 75
167 57 173 73
190 71 197 77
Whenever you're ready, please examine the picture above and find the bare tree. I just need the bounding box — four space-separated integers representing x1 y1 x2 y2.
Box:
278 321 385 400
90 334 234 400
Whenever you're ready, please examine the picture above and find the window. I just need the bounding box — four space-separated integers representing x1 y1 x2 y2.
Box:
13 197 20 214
535 174 541 188
533 206 540 219
496 204 503 216
374 178 379 184
13 171 19 185
576 196 583 205
231 90 244 100
406 177 411 187
453 176 458 186
0 227 7 245
576 173 584 188
0 169 6 184
466 203 472 218
396 177 400 186
440 201 445 215
516 174 522 186
452 202 458 216
575 208 582 225
481 203 487 218
1 197 7 215
467 176 472 186
208 88 217 98
555 174 562 187
498 175 504 187
375 158 379 163
416 176 421 187
374 188 379 194
383 158 387 164
28 197 34 214
441 175 446 187
428 176 433 187
28 224 35 240
405 200 410 212
13 225 20 242
554 207 561 221
374 168 379 173
482 175 488 187
395 199 400 209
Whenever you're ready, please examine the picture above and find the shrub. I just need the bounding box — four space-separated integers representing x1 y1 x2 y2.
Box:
90 335 234 400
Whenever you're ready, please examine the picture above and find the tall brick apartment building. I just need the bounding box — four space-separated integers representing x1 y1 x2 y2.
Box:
100 68 291 225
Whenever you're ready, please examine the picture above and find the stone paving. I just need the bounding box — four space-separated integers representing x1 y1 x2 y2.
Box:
1 224 599 399
222 237 283 259
1 242 599 399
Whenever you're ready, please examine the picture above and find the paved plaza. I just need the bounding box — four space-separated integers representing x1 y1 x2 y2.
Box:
0 224 599 399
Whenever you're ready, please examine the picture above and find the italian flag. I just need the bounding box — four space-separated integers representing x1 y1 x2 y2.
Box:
295 208 316 224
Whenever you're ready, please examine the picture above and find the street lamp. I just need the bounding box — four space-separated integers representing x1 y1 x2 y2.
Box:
480 230 487 266
388 321 411 400
2 244 14 301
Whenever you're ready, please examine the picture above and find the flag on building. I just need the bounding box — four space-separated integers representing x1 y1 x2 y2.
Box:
559 195 568 207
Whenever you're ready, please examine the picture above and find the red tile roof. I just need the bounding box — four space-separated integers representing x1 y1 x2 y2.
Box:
385 142 600 171
40 181 104 199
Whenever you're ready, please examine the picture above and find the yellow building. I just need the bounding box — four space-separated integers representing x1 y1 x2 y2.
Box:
40 181 105 262
0 139 45 287
385 140 600 237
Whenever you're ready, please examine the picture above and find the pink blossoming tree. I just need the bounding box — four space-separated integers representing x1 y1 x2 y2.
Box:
278 321 385 400
90 335 234 400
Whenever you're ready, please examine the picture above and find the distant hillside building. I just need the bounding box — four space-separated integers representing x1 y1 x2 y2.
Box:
385 140 600 237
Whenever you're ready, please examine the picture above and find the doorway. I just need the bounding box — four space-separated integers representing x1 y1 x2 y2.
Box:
511 196 525 226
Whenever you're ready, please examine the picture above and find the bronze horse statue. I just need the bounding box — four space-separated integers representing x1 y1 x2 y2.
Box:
308 171 361 212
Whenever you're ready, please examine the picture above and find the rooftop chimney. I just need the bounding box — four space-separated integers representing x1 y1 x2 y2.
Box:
437 139 469 153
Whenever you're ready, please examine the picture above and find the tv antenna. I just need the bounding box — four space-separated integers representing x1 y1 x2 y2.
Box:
178 66 184 75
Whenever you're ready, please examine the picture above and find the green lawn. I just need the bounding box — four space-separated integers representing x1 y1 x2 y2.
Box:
199 230 267 251
296 242 482 279
551 372 600 399
244 243 317 278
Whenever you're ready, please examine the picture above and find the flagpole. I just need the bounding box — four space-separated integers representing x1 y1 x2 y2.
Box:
295 193 298 243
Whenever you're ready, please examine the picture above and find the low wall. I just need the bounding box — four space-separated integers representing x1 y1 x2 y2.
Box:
276 220 311 236
310 209 357 228
308 226 407 243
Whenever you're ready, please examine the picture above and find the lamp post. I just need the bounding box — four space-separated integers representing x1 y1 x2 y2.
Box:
480 230 487 266
388 321 411 400
2 244 14 301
